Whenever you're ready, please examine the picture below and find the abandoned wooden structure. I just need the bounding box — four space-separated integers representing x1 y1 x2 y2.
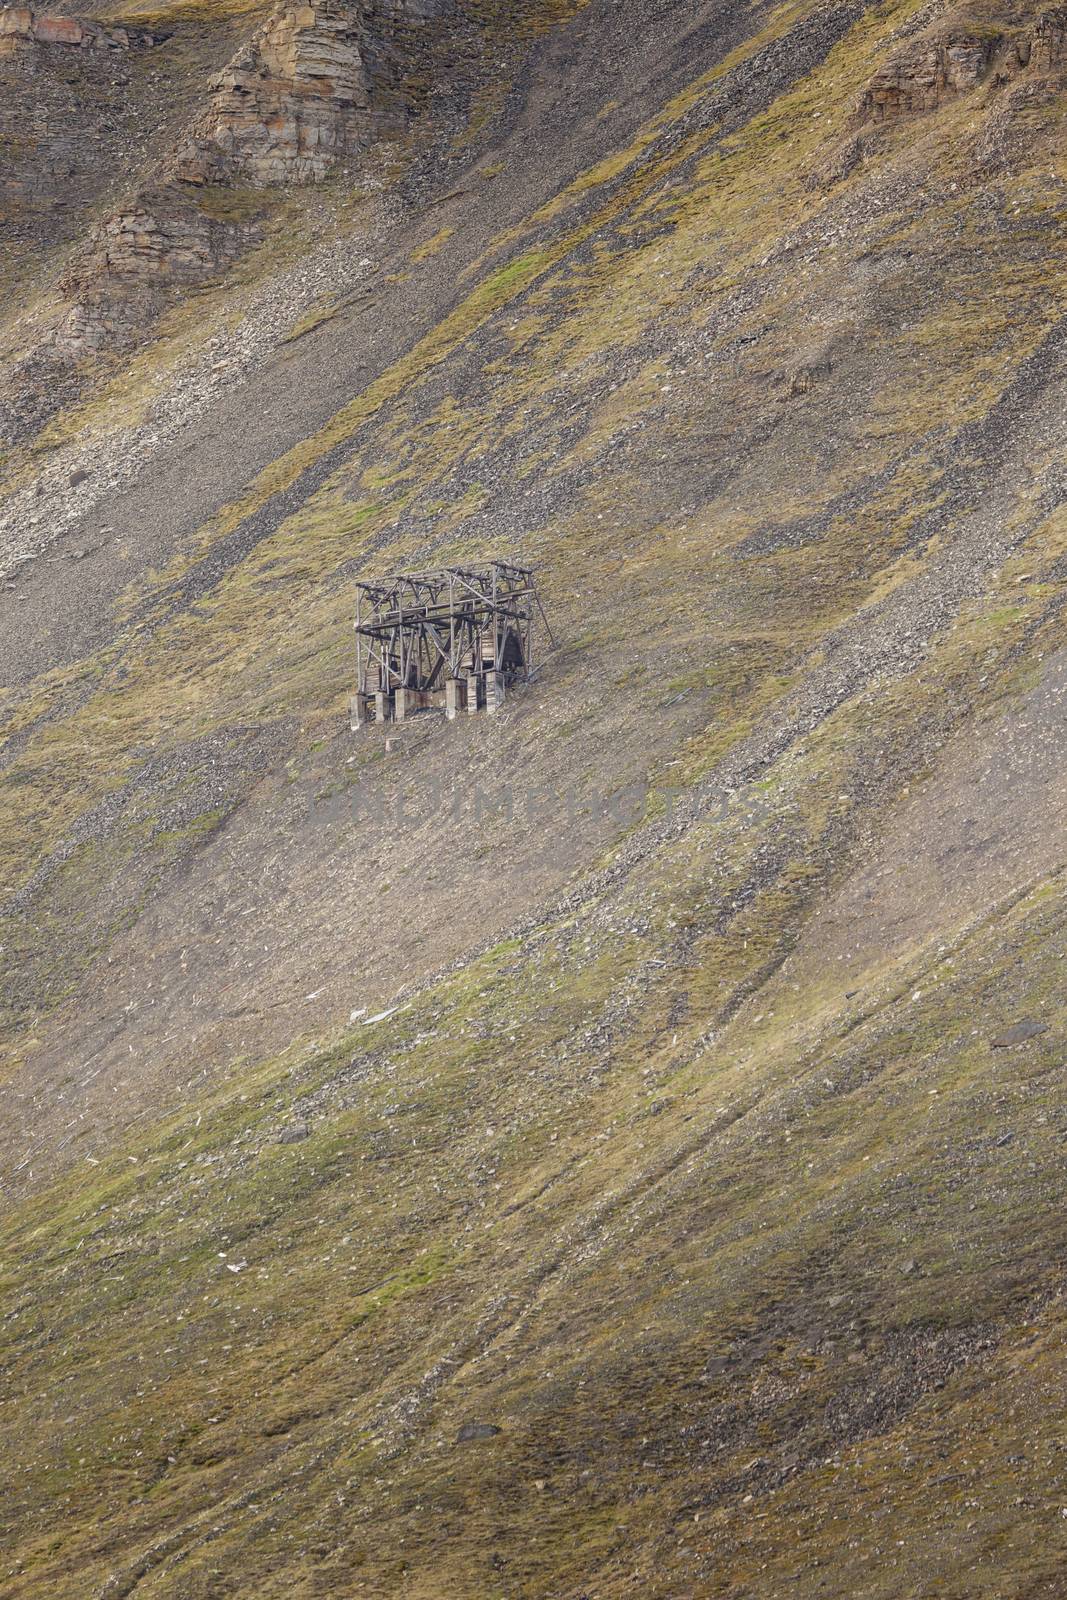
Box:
350 561 550 728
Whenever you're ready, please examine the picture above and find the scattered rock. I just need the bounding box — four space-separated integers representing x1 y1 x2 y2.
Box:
69 468 89 487
278 1120 310 1143
901 1258 917 1276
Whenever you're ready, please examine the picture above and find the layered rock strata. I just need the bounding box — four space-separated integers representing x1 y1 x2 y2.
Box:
0 6 161 57
1025 5 1067 70
860 31 994 119
175 0 451 186
58 184 249 348
176 0 374 184
0 6 164 233
56 0 456 350
859 7 1067 124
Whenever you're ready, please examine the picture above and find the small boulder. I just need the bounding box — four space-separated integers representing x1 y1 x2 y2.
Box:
278 1120 309 1144
991 1020 1048 1048
456 1421 501 1443
702 1356 733 1378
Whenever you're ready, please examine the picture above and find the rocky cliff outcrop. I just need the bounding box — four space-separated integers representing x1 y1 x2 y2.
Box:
0 4 251 354
858 7 1067 124
58 183 250 347
175 0 375 185
174 0 451 185
1023 4 1067 69
859 31 994 119
51 0 459 352
0 6 161 57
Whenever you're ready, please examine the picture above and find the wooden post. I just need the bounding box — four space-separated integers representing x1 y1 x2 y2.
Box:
491 562 499 682
355 588 363 703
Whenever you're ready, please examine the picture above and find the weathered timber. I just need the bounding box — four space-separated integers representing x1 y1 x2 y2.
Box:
351 561 549 729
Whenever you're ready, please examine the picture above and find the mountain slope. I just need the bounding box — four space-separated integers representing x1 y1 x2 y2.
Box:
2 0 1067 1593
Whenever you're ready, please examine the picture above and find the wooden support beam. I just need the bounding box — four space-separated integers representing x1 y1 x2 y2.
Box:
353 561 548 730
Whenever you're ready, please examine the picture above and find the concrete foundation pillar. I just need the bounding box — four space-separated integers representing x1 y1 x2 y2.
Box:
445 679 467 720
466 673 480 714
395 687 410 721
350 693 372 731
486 671 505 714
374 690 391 723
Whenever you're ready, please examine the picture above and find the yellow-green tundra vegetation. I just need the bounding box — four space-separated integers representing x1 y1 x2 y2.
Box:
2 0 1067 1591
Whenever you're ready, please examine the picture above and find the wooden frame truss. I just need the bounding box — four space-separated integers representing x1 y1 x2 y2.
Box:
351 560 551 727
